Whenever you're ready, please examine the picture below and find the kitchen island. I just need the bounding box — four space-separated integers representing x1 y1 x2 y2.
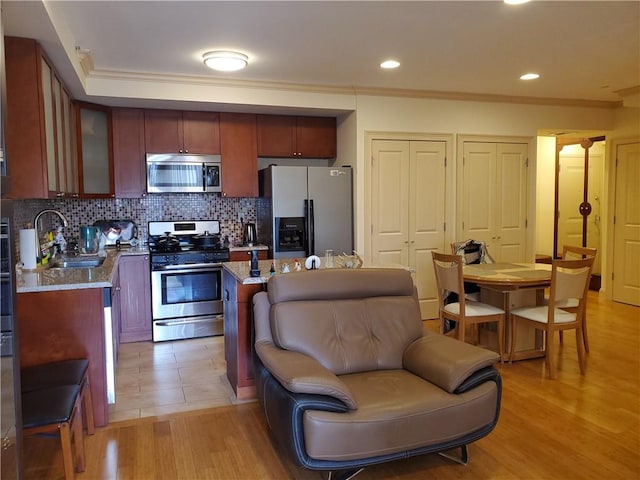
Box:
15 247 148 427
222 258 411 400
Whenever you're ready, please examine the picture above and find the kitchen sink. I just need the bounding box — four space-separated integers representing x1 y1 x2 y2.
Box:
49 255 106 269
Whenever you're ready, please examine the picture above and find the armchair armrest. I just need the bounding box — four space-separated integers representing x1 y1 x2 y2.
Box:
255 340 358 409
403 330 499 393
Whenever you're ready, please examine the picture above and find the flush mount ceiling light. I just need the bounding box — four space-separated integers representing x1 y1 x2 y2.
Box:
380 59 400 69
203 51 248 72
520 72 540 80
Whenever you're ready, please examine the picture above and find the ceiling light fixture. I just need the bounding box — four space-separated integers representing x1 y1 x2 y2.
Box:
203 51 248 72
380 59 400 69
520 72 540 80
504 0 531 5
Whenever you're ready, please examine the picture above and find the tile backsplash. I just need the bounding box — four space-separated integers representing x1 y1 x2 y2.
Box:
13 194 257 249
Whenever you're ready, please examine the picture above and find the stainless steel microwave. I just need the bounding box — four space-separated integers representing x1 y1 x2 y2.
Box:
146 154 222 193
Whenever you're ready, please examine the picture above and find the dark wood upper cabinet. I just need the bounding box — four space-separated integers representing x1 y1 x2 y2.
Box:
256 115 296 157
144 110 220 154
295 116 337 159
220 113 258 197
4 37 77 199
76 102 114 197
112 108 146 198
257 115 336 158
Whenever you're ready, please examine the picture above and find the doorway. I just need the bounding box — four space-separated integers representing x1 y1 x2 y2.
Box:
554 137 604 287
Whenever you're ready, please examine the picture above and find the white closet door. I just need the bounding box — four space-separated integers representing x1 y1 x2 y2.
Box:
494 143 528 262
371 140 410 267
462 141 528 262
613 142 640 306
371 139 446 319
462 142 495 248
410 141 446 319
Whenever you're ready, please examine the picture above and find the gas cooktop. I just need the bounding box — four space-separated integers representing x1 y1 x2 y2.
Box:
148 220 230 268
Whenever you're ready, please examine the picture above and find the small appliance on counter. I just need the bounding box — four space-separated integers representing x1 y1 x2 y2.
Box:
242 222 257 247
93 220 138 247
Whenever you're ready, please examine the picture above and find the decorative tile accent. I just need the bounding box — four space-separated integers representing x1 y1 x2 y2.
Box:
12 195 257 253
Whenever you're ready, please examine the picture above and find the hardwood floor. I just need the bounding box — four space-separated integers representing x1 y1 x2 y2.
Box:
22 291 639 479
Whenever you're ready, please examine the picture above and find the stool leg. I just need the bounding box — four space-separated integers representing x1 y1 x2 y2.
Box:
81 380 95 435
72 407 86 472
59 423 76 480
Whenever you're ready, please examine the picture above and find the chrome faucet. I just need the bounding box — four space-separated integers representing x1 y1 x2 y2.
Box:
33 209 70 261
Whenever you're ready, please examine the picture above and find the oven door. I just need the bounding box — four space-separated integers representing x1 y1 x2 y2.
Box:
151 264 223 341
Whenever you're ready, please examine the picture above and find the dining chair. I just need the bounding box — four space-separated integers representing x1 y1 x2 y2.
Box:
450 240 494 302
432 252 505 362
556 245 597 352
510 256 595 379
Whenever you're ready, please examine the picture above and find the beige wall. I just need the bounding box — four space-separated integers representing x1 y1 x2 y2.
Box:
350 94 617 256
536 136 556 257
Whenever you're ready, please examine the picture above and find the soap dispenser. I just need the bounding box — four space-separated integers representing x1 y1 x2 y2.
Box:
250 250 261 277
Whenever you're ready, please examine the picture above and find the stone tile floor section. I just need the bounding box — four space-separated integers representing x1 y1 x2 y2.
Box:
109 335 251 423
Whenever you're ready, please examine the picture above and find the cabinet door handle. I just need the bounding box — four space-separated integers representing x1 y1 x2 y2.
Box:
224 289 230 301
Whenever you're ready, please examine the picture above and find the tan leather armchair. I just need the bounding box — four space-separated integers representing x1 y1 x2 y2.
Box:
253 268 502 479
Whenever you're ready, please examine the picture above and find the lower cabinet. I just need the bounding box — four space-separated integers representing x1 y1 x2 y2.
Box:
228 249 269 262
118 254 152 343
16 288 109 427
223 271 263 400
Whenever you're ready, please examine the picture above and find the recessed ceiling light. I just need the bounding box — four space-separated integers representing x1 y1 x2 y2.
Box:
520 73 540 80
380 59 400 69
203 51 248 72
504 0 531 5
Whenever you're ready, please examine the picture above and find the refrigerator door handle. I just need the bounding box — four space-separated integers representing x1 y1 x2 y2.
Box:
309 199 315 256
304 199 310 256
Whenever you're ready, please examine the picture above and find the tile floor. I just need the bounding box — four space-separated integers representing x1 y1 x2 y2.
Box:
109 335 251 423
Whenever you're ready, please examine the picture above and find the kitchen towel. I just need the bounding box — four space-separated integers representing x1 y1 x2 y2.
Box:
19 228 38 269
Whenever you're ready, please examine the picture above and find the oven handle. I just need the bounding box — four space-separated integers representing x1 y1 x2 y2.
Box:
153 263 223 271
155 316 222 327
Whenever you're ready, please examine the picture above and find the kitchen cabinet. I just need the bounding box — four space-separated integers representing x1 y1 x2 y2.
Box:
228 250 269 262
112 108 147 198
117 254 152 343
223 272 262 400
16 288 110 427
5 37 77 199
459 141 529 262
76 102 114 197
144 110 220 154
220 112 258 197
257 115 336 158
110 264 121 357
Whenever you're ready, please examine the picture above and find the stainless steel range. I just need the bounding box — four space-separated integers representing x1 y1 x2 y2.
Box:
148 220 230 342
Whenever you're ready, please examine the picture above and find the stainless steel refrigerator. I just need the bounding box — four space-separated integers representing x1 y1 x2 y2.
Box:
258 165 353 259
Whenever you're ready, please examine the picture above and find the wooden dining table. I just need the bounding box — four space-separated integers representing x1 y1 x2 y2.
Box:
462 262 552 361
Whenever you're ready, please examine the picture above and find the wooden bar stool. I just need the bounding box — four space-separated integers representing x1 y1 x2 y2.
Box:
22 385 86 480
21 359 95 435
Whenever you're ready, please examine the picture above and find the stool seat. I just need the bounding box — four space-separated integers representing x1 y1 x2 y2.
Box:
22 385 81 428
21 359 95 435
21 359 89 393
22 384 86 479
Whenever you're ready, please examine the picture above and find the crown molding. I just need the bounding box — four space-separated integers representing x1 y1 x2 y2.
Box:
87 68 623 109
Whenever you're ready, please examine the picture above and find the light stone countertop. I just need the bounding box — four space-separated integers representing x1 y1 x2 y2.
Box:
16 246 149 293
228 244 269 252
223 257 413 285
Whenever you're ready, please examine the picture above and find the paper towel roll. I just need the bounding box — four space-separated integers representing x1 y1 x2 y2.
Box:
19 228 38 270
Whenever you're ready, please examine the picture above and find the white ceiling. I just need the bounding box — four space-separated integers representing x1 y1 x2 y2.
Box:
3 0 640 113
